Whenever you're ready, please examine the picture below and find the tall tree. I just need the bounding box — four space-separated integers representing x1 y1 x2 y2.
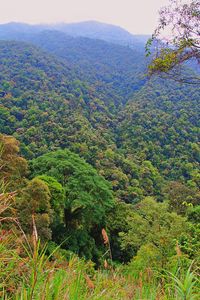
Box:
147 0 200 84
18 178 52 241
0 134 27 189
31 149 114 259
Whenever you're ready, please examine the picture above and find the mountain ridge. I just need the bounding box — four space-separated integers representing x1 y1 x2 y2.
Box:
0 21 149 48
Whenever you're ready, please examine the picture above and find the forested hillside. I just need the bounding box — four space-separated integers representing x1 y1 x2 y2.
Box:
0 21 199 299
0 27 147 104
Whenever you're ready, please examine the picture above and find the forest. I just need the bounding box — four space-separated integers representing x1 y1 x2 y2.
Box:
0 2 199 299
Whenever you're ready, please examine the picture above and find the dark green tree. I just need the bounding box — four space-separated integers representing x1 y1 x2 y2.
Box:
31 149 114 259
18 178 52 241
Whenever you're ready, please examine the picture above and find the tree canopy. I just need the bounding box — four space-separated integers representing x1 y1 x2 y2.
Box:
147 0 200 84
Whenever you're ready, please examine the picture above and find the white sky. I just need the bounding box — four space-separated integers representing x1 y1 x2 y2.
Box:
0 0 171 34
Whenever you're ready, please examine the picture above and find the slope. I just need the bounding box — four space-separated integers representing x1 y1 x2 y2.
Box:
0 27 148 105
0 41 115 158
0 21 149 49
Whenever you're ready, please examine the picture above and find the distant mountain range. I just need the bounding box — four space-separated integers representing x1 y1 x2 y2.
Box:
0 20 149 105
0 21 149 49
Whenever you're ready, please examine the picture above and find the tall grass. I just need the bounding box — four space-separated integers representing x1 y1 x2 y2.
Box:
0 192 200 299
165 264 200 300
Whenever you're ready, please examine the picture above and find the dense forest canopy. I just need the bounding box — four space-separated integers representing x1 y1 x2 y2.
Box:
0 16 199 299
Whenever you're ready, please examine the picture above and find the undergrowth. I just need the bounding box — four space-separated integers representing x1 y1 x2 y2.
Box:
0 191 199 299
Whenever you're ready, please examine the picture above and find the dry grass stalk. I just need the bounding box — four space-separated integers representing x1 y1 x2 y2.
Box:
101 228 113 270
138 271 143 299
32 214 38 249
30 214 39 300
104 259 108 269
146 267 153 283
175 241 182 257
0 191 17 217
85 274 95 289
102 228 109 245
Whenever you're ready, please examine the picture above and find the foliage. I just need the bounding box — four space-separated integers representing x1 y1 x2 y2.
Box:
17 178 52 241
119 197 191 268
30 149 114 260
0 134 27 188
36 175 65 225
166 264 200 300
0 39 199 203
0 193 199 299
0 19 199 298
31 149 114 224
147 0 200 84
117 78 200 185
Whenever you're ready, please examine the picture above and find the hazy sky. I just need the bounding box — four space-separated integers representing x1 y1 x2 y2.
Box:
1 0 171 34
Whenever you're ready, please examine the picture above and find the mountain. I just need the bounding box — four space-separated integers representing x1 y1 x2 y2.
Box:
51 21 149 48
0 40 155 205
26 30 147 102
0 21 149 49
117 79 200 180
0 25 148 104
0 14 200 297
0 22 44 39
0 20 199 203
0 28 199 266
0 40 115 155
0 39 199 196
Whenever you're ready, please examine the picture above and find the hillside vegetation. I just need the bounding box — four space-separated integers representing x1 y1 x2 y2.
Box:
0 22 199 299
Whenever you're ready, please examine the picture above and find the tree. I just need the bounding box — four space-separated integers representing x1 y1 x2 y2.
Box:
164 181 200 215
31 149 114 259
107 201 136 262
18 178 52 241
31 150 114 226
36 175 65 225
147 0 200 84
119 197 190 268
0 134 27 188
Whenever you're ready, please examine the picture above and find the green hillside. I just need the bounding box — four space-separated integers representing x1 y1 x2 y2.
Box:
0 23 199 299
